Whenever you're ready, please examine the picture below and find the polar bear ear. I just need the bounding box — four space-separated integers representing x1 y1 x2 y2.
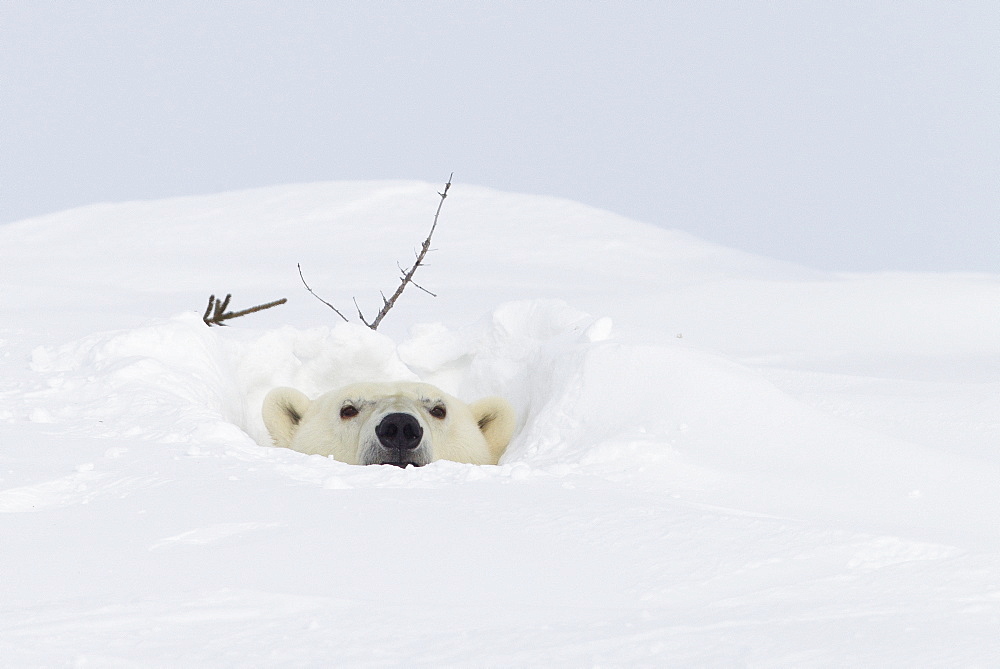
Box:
468 397 516 464
262 387 312 449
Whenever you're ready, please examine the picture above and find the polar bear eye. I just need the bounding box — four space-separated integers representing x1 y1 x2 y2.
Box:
340 405 359 419
429 405 447 419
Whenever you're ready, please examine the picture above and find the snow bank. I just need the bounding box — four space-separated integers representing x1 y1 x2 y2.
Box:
21 296 998 547
2 181 999 665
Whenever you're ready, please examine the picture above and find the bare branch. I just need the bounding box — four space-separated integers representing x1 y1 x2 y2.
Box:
298 263 349 323
366 172 452 330
203 294 287 326
297 173 453 330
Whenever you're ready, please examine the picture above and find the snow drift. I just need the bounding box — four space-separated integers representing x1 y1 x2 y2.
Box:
1 181 998 665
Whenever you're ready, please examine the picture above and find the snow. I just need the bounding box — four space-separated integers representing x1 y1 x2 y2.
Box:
1 181 999 666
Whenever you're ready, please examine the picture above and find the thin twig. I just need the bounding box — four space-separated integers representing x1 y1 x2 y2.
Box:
410 280 437 297
298 263 349 322
352 297 370 327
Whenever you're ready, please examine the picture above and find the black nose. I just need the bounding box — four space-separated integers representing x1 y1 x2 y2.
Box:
375 413 423 451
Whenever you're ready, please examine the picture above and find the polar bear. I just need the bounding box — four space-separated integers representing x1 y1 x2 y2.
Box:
262 382 516 466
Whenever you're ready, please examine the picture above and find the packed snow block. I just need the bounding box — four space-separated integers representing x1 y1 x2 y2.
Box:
263 382 515 466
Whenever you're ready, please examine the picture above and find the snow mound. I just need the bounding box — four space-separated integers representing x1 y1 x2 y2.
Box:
18 295 997 547
2 181 999 665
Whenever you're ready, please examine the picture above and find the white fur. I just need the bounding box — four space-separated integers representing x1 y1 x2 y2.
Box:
262 382 516 466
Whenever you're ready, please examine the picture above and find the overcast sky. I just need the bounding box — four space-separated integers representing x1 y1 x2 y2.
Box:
2 2 997 271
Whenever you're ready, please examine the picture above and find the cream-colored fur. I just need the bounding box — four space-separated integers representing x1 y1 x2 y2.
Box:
262 382 515 466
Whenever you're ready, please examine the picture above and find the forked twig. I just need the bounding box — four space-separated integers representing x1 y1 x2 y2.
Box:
203 293 287 326
299 173 452 330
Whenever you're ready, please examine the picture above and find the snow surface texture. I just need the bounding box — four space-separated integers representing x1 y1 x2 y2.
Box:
1 181 998 666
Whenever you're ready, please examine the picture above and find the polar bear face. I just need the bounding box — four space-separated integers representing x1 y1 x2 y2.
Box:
262 382 516 466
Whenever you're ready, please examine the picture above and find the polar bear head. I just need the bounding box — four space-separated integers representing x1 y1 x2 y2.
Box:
262 382 516 466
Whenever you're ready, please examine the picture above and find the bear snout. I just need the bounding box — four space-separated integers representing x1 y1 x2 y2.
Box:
375 413 424 451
